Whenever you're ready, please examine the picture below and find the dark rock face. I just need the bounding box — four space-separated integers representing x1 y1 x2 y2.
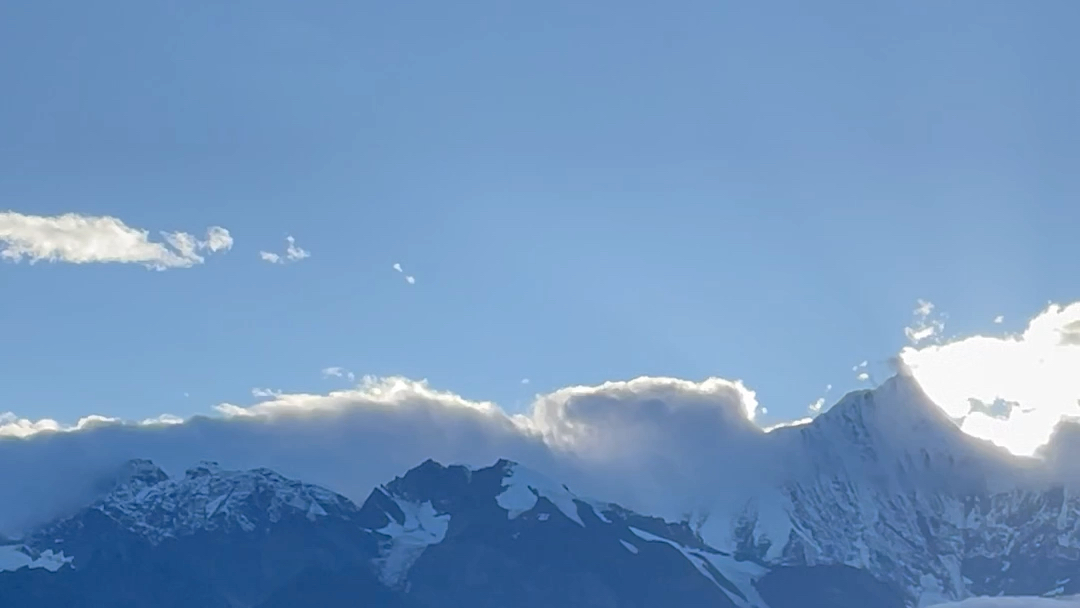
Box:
0 459 748 608
755 566 906 608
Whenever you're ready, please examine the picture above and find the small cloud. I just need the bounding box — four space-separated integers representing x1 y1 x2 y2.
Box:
183 392 190 398
857 372 870 382
140 414 184 426
808 397 825 413
760 407 768 415
521 378 530 385
994 315 1004 324
904 298 945 345
852 361 867 372
763 417 813 432
825 384 833 392
321 367 356 382
393 262 417 284
251 387 283 398
260 236 309 264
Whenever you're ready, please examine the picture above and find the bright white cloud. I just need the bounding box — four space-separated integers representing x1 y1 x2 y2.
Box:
0 211 232 269
321 367 356 382
260 235 309 264
994 315 1005 324
858 372 870 382
902 301 1080 456
929 597 1080 607
808 397 825 413
0 412 118 438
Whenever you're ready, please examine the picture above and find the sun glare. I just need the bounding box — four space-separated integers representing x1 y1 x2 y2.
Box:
900 302 1080 456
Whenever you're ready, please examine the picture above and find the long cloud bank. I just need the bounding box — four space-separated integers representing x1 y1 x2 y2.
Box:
0 211 232 269
0 376 773 537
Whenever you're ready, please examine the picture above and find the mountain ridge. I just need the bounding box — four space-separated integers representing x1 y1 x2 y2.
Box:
2 375 1079 607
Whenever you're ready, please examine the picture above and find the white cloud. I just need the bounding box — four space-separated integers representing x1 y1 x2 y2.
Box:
994 315 1005 324
853 361 867 371
929 597 1080 607
321 367 356 382
902 301 1080 456
521 378 530 385
857 372 870 382
808 397 825 413
250 387 283 398
0 412 117 438
260 236 309 264
763 417 813 432
392 261 416 284
0 211 232 270
905 298 946 345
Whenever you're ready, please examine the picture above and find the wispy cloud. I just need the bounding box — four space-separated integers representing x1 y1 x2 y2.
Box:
260 236 310 264
321 367 356 382
250 387 283 398
392 262 416 284
521 378 531 385
994 315 1005 324
905 298 946 345
852 361 870 382
808 397 825 413
0 211 232 270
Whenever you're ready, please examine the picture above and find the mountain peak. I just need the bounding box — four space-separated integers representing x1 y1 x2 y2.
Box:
74 461 361 544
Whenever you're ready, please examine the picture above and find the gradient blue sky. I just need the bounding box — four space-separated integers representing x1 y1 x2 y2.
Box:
2 0 1078 427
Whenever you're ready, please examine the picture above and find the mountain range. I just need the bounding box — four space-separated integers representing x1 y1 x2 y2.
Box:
2 373 1079 607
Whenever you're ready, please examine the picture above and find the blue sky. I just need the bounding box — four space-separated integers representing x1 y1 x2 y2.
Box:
1 0 1078 429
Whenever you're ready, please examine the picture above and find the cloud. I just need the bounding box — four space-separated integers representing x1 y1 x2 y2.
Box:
994 315 1005 324
260 236 309 264
321 367 356 382
901 301 1080 456
929 597 1080 607
250 388 283 398
858 372 870 381
392 262 416 284
0 413 118 438
808 397 825 413
521 378 530 385
905 299 946 345
0 375 773 537
0 211 232 269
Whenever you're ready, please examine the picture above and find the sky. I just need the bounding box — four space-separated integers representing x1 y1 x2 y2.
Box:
1 1 1079 456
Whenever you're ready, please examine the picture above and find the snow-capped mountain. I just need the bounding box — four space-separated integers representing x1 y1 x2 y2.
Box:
2 374 1079 607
